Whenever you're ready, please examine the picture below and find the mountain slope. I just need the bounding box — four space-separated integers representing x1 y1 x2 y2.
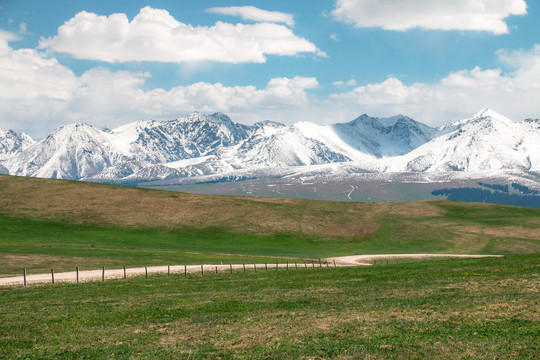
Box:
0 128 34 161
385 109 540 173
3 123 117 179
1 109 539 183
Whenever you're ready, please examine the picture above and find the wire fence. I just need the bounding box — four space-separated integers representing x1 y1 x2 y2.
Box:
11 259 341 287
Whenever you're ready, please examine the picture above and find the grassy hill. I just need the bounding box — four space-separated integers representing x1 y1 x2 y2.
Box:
1 174 539 275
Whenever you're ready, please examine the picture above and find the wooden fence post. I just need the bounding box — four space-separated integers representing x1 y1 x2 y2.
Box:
312 260 315 268
23 268 27 287
201 265 204 276
276 262 278 271
319 258 322 267
230 264 233 273
254 263 257 272
295 261 297 269
145 266 148 279
51 268 54 285
286 261 289 270
304 261 307 269
184 265 187 277
243 263 246 273
265 263 267 272
76 266 79 283
216 266 218 274
168 265 170 277
333 260 336 267
102 266 105 281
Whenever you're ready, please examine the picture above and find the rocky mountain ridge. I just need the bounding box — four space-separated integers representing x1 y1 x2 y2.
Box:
1 109 538 183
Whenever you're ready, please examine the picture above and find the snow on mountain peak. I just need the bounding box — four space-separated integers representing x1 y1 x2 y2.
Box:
471 108 513 123
1 109 539 182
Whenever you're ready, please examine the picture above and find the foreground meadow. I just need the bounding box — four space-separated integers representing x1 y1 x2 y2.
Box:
0 255 538 359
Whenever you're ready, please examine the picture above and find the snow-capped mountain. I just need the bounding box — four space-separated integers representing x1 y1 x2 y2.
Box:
333 114 437 157
3 123 117 180
1 109 539 183
0 128 34 161
110 112 250 163
385 109 540 173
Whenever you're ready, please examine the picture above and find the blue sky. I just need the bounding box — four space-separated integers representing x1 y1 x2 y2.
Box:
1 0 539 138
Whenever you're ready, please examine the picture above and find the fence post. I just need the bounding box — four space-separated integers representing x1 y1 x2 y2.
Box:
333 260 336 267
265 263 267 272
76 266 79 283
123 266 126 279
276 262 278 271
319 258 322 267
312 260 315 268
201 265 204 276
295 261 297 269
254 263 257 273
168 265 170 277
51 268 54 285
304 261 307 269
230 264 233 274
326 261 329 268
184 265 187 277
286 261 289 270
23 268 27 287
145 266 148 279
102 266 105 281
243 263 246 273
216 266 218 274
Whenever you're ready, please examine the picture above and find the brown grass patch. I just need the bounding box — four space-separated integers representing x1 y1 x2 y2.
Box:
0 175 380 239
483 226 540 240
374 201 446 218
0 253 120 276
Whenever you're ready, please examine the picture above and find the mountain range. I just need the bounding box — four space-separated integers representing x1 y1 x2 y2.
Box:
1 109 539 185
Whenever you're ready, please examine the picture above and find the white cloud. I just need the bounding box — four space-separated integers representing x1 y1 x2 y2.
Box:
68 70 319 123
329 44 540 125
19 22 28 35
333 79 357 87
206 6 295 27
0 31 78 100
0 33 320 136
2 26 540 139
332 0 527 34
39 6 323 63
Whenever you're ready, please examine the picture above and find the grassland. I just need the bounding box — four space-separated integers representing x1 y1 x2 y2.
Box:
0 255 538 359
1 174 540 275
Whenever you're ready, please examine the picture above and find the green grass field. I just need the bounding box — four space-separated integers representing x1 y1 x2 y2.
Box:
1 174 540 275
0 175 539 358
1 255 538 359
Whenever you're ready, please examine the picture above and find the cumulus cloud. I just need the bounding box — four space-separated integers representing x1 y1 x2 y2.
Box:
206 6 295 27
69 70 319 122
0 32 320 136
0 31 78 100
332 0 527 34
329 44 540 125
39 6 323 63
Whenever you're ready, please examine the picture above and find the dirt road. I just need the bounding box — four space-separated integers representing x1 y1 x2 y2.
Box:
0 254 504 286
327 254 504 266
